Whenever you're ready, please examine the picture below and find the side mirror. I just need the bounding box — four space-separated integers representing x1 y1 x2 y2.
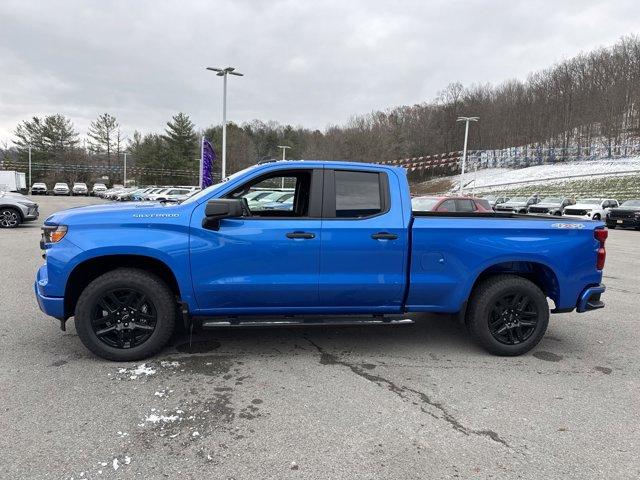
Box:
202 199 244 230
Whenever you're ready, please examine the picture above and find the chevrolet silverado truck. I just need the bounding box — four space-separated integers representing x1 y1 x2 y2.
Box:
35 161 608 361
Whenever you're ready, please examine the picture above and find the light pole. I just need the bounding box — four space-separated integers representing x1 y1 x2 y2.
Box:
277 146 291 188
123 152 127 185
456 116 479 194
278 145 290 161
206 66 244 179
28 145 32 191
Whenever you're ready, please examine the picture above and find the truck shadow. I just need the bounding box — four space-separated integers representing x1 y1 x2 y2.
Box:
166 313 478 359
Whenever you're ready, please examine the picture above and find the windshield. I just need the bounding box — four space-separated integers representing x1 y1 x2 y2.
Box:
181 165 259 205
621 200 640 207
541 197 562 204
577 198 601 205
411 197 440 211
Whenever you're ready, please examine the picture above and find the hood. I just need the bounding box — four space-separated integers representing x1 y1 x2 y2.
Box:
612 205 640 212
532 202 561 208
569 203 600 210
501 200 527 206
44 201 185 226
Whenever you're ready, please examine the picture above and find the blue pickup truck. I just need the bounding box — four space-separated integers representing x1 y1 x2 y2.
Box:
35 161 608 361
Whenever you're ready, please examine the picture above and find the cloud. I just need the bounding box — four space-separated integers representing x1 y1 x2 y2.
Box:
0 0 638 142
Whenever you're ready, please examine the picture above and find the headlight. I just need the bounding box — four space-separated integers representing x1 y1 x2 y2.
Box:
42 225 68 243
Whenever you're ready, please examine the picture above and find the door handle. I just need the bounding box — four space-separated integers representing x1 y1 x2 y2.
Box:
371 232 398 240
286 231 315 239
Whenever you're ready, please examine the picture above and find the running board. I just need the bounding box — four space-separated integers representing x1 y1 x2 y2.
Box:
199 315 414 329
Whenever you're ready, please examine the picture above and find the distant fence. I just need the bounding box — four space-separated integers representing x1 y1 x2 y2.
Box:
377 144 640 182
0 158 204 185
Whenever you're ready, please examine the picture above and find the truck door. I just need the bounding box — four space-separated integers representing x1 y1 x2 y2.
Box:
189 167 323 313
319 168 407 312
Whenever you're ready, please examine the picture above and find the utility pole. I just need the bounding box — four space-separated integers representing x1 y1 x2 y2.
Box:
206 66 244 179
28 145 32 191
456 116 479 194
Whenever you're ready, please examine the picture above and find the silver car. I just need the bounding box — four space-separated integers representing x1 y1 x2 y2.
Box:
0 192 39 228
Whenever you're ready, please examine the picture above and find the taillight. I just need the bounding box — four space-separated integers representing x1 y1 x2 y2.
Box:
595 228 607 270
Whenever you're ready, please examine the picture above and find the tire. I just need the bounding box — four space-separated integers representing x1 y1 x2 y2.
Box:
608 225 616 229
0 208 22 228
466 274 549 356
74 268 176 361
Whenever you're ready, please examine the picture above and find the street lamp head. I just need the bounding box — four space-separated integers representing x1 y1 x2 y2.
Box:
457 116 479 122
278 145 291 149
207 66 243 76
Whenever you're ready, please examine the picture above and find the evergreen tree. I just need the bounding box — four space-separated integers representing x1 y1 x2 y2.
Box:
162 113 197 167
14 114 79 159
88 113 119 165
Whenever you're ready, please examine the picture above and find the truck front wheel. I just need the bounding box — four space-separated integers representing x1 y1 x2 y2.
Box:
74 268 176 361
466 275 549 356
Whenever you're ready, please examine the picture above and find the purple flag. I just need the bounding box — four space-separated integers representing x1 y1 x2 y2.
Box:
201 138 216 188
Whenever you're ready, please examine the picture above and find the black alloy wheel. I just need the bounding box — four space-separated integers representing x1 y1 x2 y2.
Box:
488 292 539 345
91 288 157 349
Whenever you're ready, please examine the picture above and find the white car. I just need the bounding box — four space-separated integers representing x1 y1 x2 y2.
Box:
147 188 194 202
92 183 107 196
563 198 619 221
72 182 89 196
53 183 70 196
31 182 48 195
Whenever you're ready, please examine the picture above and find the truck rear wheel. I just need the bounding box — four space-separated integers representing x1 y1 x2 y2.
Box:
466 274 549 356
74 268 176 361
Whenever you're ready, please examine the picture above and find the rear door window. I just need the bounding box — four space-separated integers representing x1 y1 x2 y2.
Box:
334 171 383 218
456 199 477 212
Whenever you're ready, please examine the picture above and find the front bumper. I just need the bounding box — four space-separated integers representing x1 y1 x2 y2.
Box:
24 205 39 221
34 265 65 319
576 284 605 313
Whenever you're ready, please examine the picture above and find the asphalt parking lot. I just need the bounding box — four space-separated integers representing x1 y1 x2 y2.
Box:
1 196 638 479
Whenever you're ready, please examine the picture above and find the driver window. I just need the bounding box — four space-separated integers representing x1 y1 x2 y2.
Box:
226 170 312 217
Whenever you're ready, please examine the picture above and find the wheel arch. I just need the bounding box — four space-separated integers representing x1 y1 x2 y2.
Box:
64 254 181 318
469 260 560 308
0 204 24 221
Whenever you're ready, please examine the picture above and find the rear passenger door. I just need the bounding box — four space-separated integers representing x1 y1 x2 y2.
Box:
319 168 407 312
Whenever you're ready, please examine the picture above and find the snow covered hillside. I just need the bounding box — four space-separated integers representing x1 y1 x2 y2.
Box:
414 157 640 196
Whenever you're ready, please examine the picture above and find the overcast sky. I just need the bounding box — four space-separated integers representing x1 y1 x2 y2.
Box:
1 0 639 143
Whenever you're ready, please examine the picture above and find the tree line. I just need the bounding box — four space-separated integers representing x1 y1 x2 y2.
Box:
1 35 638 185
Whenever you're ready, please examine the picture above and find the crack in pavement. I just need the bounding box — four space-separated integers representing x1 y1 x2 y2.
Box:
305 337 513 450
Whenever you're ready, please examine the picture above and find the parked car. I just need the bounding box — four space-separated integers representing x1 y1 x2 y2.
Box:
153 188 194 202
261 192 296 211
114 188 140 201
53 183 70 196
92 183 108 196
140 187 166 200
411 196 493 213
495 194 541 214
35 160 607 361
527 196 575 216
606 199 640 229
104 187 126 200
563 199 619 221
482 195 509 208
31 183 48 195
0 191 38 228
248 190 295 210
72 182 89 196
